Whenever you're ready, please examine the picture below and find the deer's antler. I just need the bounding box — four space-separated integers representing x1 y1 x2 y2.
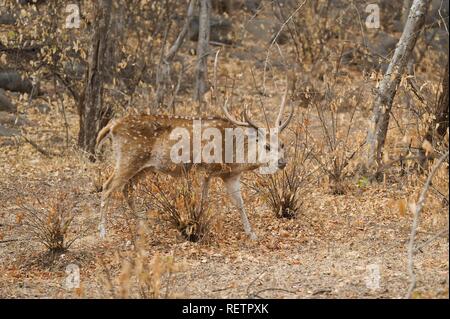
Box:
275 77 294 132
221 97 260 130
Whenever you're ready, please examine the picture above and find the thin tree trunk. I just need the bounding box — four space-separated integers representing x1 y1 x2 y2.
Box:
434 61 449 138
419 59 449 168
211 0 233 14
366 0 430 168
155 0 196 107
401 0 413 27
194 0 211 107
78 0 113 160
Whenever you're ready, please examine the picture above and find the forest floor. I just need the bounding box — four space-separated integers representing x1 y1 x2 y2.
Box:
0 96 448 298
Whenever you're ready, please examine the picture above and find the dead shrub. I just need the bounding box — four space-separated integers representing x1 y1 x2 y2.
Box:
142 169 214 242
98 223 180 299
308 83 366 194
17 192 81 253
104 252 178 299
254 124 314 219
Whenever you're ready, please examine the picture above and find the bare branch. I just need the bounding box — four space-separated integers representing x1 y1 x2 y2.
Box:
406 151 449 298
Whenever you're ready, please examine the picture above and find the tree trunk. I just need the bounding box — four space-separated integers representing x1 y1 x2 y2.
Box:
418 59 449 168
78 0 113 160
211 0 233 14
194 0 211 106
434 61 449 139
401 0 413 27
155 0 196 107
423 58 449 143
366 0 430 168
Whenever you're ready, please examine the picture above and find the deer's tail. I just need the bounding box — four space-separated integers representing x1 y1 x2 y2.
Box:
96 121 114 150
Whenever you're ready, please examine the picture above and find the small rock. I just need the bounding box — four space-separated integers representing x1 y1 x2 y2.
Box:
36 103 50 114
0 139 15 147
49 136 64 145
0 112 33 126
0 89 16 113
0 124 20 137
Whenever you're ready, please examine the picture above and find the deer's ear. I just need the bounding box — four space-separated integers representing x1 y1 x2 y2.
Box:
153 122 171 133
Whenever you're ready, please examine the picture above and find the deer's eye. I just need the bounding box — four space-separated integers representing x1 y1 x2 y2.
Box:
265 144 271 151
280 143 285 149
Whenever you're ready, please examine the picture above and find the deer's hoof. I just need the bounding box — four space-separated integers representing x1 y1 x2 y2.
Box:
98 224 107 239
248 232 258 241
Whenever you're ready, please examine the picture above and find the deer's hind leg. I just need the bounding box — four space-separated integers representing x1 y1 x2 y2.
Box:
99 171 115 239
99 165 146 239
122 169 149 214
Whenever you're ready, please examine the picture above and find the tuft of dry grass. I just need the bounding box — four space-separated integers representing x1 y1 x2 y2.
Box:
141 169 215 242
17 192 81 253
254 125 314 219
308 84 366 194
98 222 181 299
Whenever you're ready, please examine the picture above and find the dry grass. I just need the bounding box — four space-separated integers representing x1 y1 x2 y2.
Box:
20 193 79 253
97 223 181 299
141 170 215 243
0 182 84 254
254 125 314 219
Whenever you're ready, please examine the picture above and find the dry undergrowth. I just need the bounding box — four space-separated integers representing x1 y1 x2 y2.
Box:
254 124 314 219
97 222 181 299
1 182 84 255
20 193 79 253
140 169 215 243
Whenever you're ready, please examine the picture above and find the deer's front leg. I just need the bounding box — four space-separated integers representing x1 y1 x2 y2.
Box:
222 174 257 240
99 187 111 240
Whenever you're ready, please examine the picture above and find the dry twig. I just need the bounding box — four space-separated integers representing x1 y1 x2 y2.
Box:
406 150 449 298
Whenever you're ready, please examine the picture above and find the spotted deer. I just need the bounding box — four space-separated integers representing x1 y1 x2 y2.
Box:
96 80 294 240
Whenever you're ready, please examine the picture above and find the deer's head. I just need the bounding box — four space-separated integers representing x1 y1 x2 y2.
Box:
221 80 294 171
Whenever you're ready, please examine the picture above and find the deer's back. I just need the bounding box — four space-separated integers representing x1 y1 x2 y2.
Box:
107 114 258 177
